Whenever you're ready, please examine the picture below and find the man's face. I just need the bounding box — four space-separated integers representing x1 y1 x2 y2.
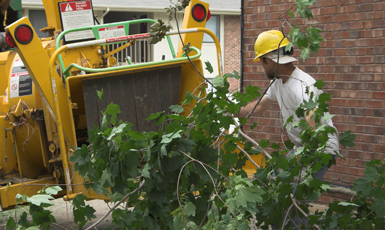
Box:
260 57 276 80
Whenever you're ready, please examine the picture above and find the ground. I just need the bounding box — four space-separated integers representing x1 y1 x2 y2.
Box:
0 199 328 229
0 198 114 229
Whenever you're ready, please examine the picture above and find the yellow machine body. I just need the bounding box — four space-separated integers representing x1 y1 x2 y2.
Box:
0 0 263 209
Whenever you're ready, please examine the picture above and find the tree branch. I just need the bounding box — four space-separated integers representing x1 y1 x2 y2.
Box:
236 144 260 168
84 180 145 230
237 129 272 160
328 186 357 196
290 193 321 230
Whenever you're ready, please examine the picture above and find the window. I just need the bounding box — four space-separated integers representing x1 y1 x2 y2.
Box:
29 10 48 38
203 15 220 43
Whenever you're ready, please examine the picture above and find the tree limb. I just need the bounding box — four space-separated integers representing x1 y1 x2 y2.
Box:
328 186 357 196
237 129 272 160
236 144 260 168
84 180 145 230
290 193 321 230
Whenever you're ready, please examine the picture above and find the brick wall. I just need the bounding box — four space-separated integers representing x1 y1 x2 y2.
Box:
242 0 385 200
224 15 241 93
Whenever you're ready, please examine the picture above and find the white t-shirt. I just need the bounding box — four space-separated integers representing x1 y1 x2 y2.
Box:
265 67 339 154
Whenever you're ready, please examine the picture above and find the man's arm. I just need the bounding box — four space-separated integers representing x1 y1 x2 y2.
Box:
305 109 316 128
238 95 274 118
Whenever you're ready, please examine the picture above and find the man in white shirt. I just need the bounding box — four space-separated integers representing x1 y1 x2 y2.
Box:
239 30 339 180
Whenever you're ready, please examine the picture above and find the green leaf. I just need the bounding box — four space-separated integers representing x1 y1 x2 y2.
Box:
303 98 317 111
353 177 372 196
101 168 114 187
284 140 295 150
83 205 97 221
340 131 356 147
73 194 87 207
300 47 310 60
18 212 29 227
176 138 195 153
287 10 295 18
147 111 164 121
101 115 108 131
173 215 184 230
27 194 54 206
183 202 196 217
322 114 334 123
161 130 183 144
72 194 96 228
338 202 359 207
212 75 225 87
259 139 269 148
205 61 214 74
108 123 127 140
224 70 240 80
5 217 16 230
141 163 151 178
25 227 40 230
15 193 28 203
364 164 378 181
314 80 325 89
148 19 172 44
271 143 280 150
371 197 385 217
169 104 184 114
184 92 194 104
97 89 104 101
44 186 62 196
277 171 290 179
235 186 264 208
105 102 121 117
321 184 331 191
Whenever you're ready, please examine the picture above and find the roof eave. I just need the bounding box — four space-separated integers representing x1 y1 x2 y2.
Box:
23 3 240 15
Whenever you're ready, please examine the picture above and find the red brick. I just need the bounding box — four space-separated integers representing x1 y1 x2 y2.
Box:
357 56 373 64
334 49 348 56
318 195 333 204
373 145 385 153
348 167 365 177
364 152 385 161
373 92 385 99
340 174 360 184
340 57 356 64
243 0 385 190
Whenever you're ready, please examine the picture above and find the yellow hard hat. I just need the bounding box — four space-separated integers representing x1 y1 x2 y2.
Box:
253 30 290 62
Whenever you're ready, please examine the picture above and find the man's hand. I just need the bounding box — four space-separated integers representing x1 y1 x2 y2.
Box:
238 95 274 118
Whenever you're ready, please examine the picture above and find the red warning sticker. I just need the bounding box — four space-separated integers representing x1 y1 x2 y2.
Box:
59 0 94 42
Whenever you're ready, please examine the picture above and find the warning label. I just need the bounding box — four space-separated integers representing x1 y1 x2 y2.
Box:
10 59 33 98
98 25 125 39
59 0 94 42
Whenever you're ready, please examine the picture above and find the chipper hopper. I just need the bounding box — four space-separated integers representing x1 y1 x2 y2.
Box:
0 0 262 209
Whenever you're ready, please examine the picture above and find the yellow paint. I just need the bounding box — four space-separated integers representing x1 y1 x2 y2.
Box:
176 0 209 57
0 0 263 209
0 177 57 209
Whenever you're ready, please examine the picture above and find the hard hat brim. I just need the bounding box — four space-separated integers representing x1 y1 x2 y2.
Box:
269 56 297 64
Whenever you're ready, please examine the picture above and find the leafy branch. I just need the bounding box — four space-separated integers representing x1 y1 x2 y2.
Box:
284 0 325 60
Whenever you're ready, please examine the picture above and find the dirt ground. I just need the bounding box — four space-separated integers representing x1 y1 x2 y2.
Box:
0 199 328 229
0 198 114 229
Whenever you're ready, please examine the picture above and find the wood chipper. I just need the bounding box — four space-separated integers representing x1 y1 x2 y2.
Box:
0 0 263 209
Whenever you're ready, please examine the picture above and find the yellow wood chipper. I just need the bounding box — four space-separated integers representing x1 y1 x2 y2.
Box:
0 0 262 209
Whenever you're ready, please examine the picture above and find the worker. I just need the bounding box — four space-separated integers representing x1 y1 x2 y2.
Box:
239 30 339 181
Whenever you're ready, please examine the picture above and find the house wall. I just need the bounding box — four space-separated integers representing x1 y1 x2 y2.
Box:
224 15 241 93
243 0 385 202
153 13 225 81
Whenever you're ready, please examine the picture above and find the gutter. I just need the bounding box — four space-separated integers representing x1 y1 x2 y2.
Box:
22 3 241 15
240 0 244 93
100 7 110 24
